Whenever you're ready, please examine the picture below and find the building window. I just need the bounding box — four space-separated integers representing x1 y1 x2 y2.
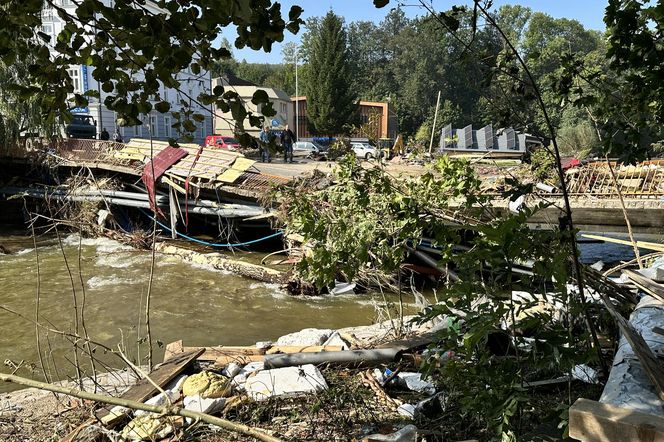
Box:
41 24 53 35
163 86 168 101
68 67 81 93
164 116 172 138
150 115 157 134
62 0 74 6
200 123 205 138
281 103 287 113
42 7 55 21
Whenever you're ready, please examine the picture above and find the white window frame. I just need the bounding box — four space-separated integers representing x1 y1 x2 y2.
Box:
68 67 81 93
200 122 205 138
164 116 172 138
42 6 55 21
150 115 157 134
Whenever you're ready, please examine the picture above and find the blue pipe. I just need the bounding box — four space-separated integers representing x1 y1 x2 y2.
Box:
140 209 283 248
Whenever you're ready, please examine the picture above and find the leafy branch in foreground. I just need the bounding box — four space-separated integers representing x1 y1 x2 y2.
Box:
275 155 483 289
0 0 303 136
274 152 602 439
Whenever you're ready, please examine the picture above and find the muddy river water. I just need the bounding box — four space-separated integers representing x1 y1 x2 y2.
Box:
0 230 657 391
0 233 413 391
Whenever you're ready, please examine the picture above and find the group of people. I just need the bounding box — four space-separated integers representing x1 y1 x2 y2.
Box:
99 128 123 143
98 126 298 163
259 125 296 163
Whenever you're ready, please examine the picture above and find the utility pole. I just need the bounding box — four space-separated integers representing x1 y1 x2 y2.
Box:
295 46 299 139
428 90 441 155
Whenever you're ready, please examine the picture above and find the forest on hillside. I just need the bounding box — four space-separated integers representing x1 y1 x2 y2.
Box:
212 5 614 157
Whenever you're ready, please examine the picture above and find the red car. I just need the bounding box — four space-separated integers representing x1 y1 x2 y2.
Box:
204 135 241 149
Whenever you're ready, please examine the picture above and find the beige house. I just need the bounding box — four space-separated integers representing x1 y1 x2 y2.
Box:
212 75 291 137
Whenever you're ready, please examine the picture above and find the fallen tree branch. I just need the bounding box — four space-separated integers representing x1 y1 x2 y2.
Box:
0 373 282 442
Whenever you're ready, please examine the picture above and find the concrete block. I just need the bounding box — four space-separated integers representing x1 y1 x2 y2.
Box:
183 394 226 415
277 328 335 346
245 364 328 400
364 425 418 442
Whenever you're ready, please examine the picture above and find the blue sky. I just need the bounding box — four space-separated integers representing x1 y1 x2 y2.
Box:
229 0 609 64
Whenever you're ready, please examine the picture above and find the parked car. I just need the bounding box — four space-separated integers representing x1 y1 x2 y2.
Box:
293 141 323 158
204 135 241 149
65 114 96 139
351 142 381 160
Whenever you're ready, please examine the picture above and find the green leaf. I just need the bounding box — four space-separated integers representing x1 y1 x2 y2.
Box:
183 119 196 132
251 89 269 105
155 101 171 113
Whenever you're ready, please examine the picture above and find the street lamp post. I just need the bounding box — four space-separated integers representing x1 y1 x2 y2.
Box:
295 47 299 139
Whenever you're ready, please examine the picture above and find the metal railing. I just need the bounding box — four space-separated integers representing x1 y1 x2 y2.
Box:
564 161 664 198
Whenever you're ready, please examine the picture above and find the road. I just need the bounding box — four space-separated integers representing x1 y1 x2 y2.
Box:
252 158 335 178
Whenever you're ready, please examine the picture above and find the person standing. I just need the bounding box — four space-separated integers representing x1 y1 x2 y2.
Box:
280 125 296 163
100 128 110 140
259 127 271 163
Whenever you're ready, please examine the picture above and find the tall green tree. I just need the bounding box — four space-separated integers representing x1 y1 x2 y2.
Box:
304 11 357 136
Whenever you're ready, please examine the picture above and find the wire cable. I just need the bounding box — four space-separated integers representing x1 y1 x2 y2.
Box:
139 209 282 248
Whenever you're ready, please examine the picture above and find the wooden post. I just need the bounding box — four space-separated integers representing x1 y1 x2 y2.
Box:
428 90 441 155
569 398 664 442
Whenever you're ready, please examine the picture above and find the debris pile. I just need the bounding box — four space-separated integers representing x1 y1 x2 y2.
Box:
50 318 448 442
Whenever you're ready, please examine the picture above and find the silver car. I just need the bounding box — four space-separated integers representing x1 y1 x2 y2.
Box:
351 142 380 160
293 141 320 157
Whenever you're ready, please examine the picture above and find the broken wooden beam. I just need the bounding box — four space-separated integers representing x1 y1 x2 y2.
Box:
155 243 285 284
163 341 345 366
569 398 664 442
624 270 664 304
96 348 205 426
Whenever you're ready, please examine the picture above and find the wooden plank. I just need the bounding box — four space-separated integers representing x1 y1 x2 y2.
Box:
163 339 184 362
216 168 244 183
214 354 266 367
581 234 664 252
600 293 664 402
569 398 664 442
95 348 204 426
178 345 266 362
624 270 664 304
165 342 272 362
523 376 571 388
231 157 256 172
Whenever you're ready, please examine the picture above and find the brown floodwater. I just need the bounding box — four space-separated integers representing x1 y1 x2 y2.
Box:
0 233 414 391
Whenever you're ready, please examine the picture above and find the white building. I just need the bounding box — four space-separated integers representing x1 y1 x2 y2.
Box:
40 0 212 144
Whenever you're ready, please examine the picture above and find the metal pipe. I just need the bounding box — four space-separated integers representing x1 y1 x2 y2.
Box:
263 348 401 369
0 187 266 218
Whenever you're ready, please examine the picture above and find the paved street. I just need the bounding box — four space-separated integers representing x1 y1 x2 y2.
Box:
252 158 336 178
